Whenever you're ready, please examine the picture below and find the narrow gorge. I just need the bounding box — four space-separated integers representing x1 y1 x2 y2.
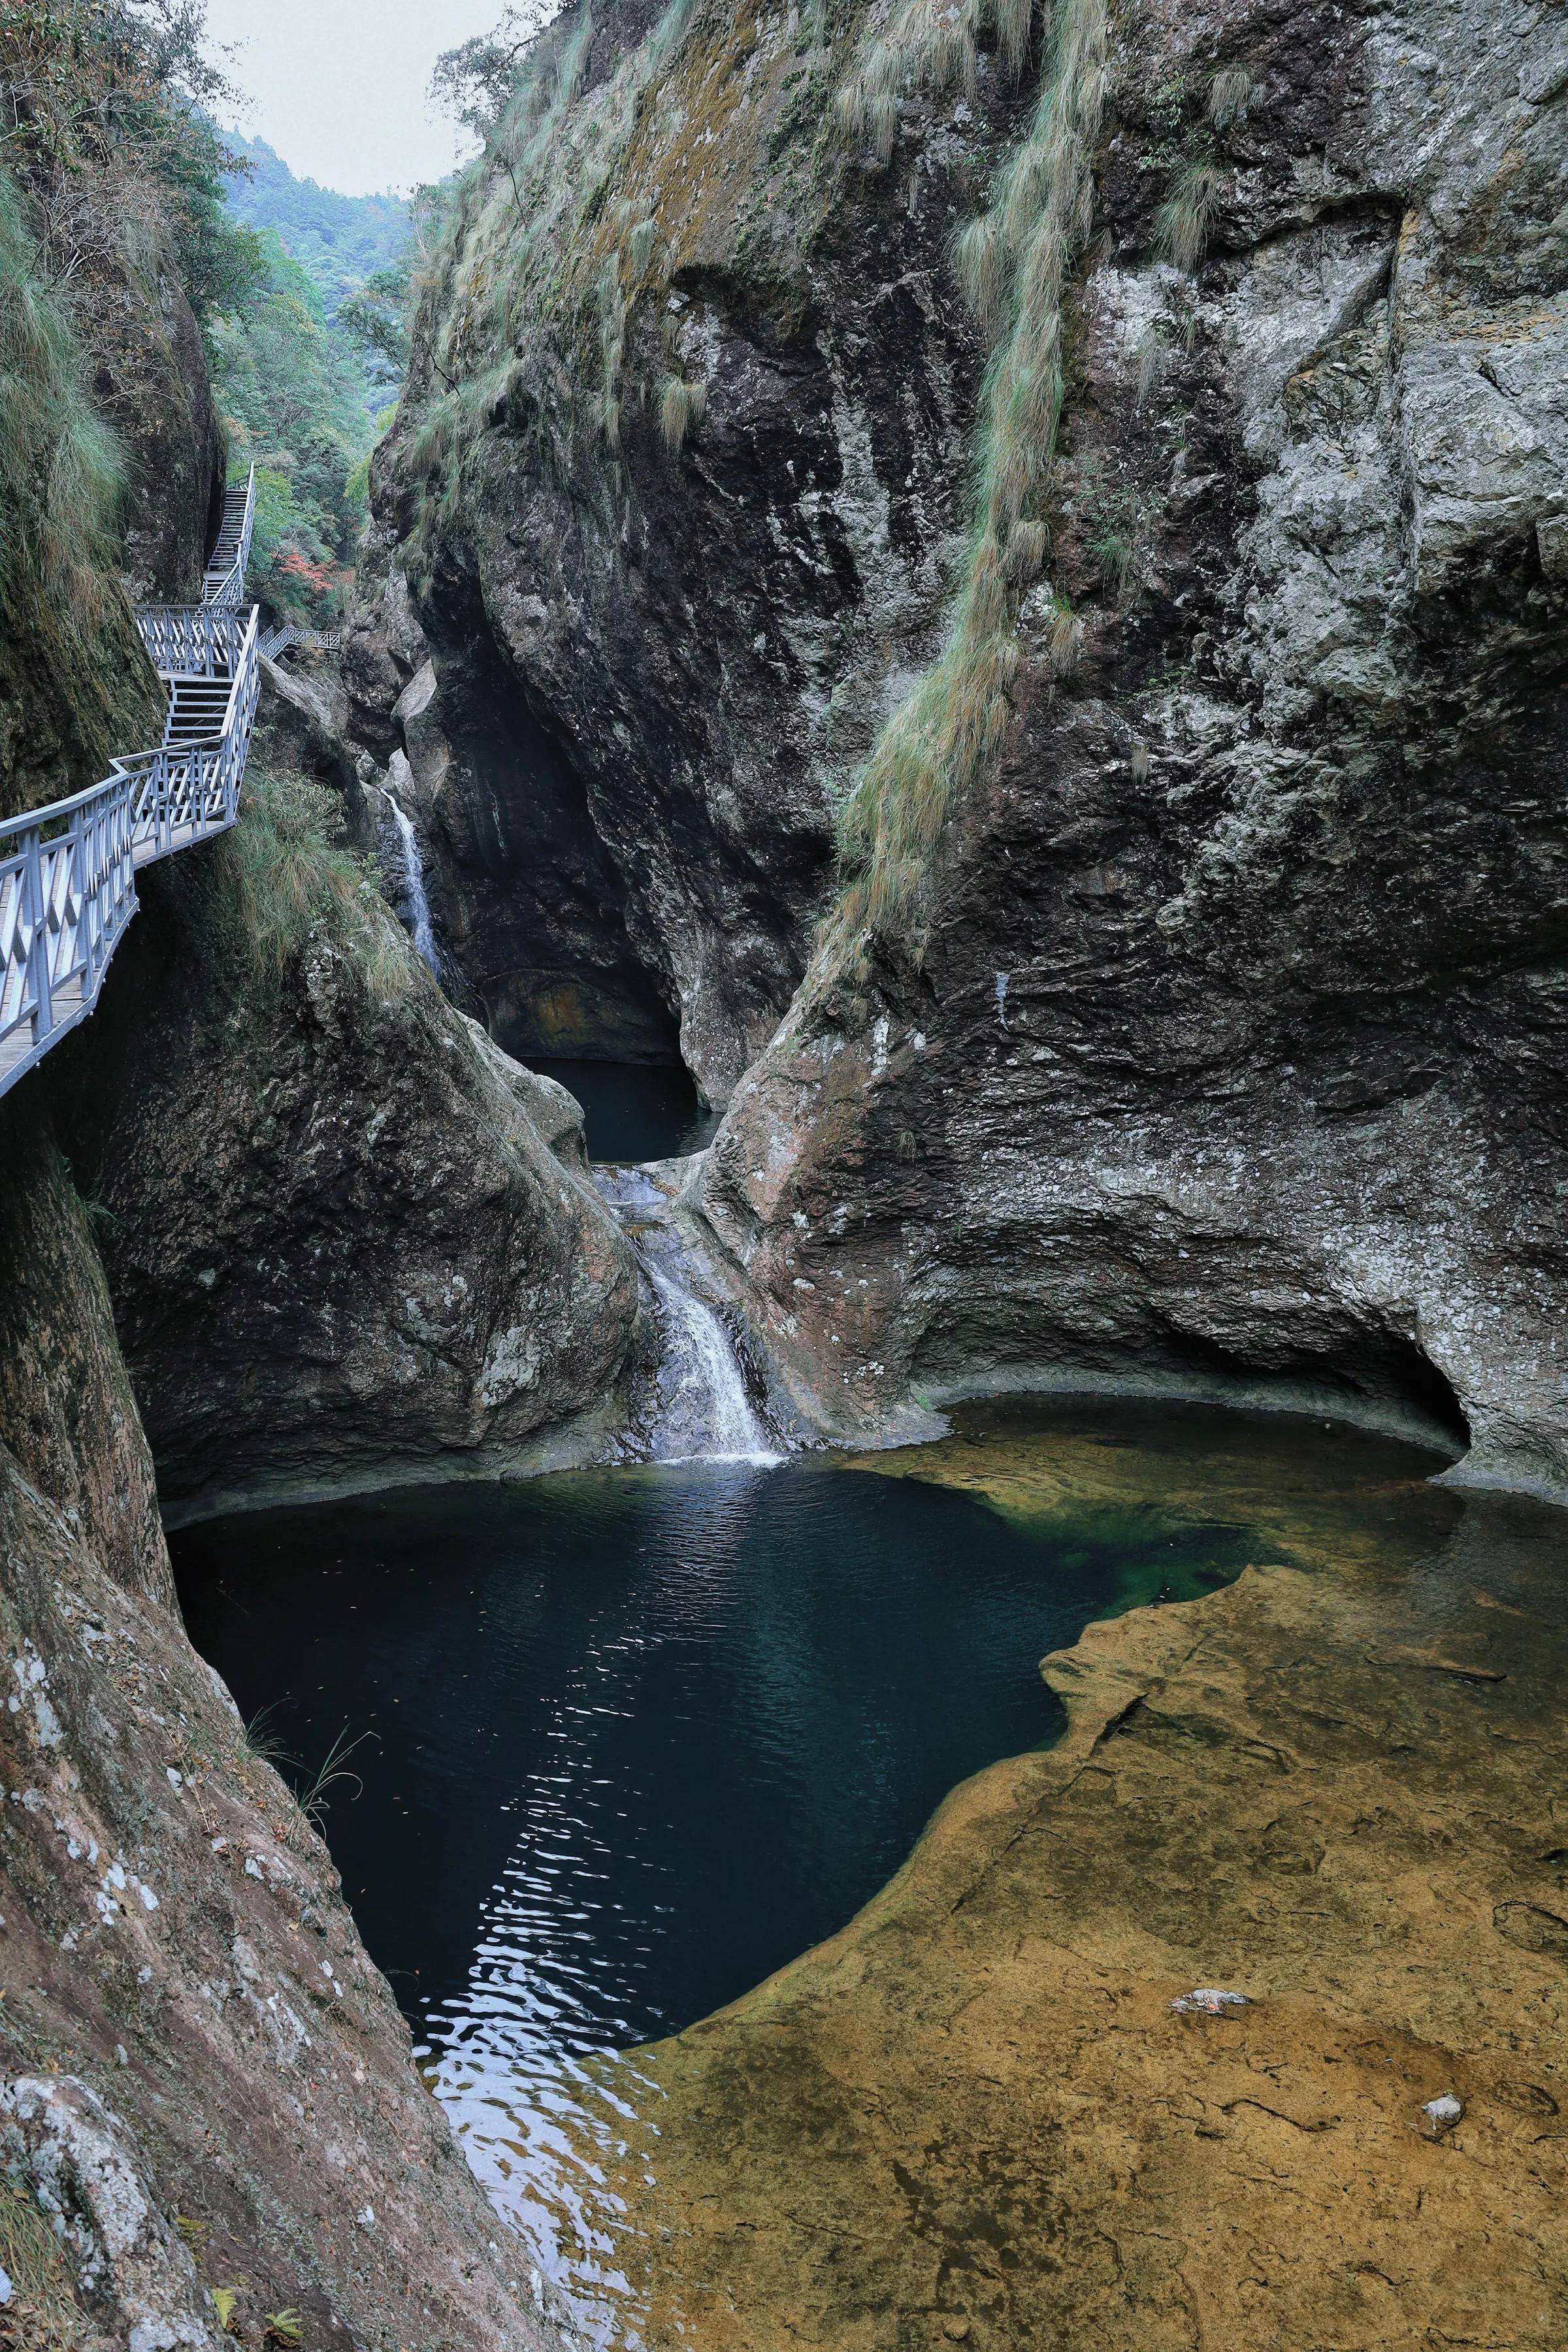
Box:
1 0 1566 2346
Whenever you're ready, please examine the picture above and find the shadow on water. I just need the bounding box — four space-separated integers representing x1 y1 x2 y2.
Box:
171 1397 1465 2342
523 1058 718 1164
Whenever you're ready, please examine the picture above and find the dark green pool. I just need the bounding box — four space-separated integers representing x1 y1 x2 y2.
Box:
171 1399 1460 2339
172 1450 1262 2061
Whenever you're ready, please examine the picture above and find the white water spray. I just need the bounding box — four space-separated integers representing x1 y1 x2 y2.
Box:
378 785 440 977
596 1166 779 1465
646 1265 776 1463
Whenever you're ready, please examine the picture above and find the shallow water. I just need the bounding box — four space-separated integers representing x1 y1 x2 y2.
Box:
171 1399 1457 2341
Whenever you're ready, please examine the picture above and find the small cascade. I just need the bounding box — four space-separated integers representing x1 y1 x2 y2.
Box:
645 1263 775 1462
598 1164 779 1466
377 784 440 977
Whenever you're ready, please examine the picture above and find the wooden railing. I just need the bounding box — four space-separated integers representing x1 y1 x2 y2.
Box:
0 471 259 1102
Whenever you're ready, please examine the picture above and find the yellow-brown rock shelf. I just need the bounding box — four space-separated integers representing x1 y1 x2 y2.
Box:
583 1406 1568 2350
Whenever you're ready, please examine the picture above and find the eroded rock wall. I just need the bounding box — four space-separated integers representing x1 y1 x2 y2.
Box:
681 0 1568 1492
350 0 996 1096
368 0 1568 1490
0 1127 555 2351
41 791 644 1523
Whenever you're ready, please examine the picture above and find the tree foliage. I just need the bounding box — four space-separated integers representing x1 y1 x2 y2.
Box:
0 0 262 318
220 131 408 316
336 263 411 399
428 1 567 137
205 231 378 623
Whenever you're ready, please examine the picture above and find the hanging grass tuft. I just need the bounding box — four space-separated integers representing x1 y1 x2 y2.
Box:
0 169 125 627
1156 159 1227 272
832 0 1110 951
1208 66 1253 128
658 374 708 454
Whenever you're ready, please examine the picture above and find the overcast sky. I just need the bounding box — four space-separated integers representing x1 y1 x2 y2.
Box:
203 0 503 195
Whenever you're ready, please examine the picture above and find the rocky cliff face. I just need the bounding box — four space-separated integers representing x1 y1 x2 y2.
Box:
0 1130 557 2352
350 0 999 1096
380 0 1568 1490
48 810 643 1522
698 0 1568 1495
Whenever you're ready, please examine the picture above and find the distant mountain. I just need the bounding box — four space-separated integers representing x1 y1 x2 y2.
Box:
221 131 408 318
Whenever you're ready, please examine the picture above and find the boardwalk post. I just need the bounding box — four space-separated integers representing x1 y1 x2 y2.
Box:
22 826 52 1048
68 800 89 996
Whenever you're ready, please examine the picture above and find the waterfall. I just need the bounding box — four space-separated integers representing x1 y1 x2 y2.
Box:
645 1265 776 1463
378 785 440 977
597 1166 779 1466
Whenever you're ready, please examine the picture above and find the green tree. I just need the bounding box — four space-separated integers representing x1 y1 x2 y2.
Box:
336 262 410 399
204 231 377 622
0 1 261 320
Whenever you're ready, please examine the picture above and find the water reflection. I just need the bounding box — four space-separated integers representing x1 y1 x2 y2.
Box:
172 1411 1418 2344
523 1058 718 1164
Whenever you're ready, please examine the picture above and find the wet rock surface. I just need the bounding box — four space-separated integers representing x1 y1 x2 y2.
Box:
84 238 225 608
583 1403 1568 2350
47 855 644 1523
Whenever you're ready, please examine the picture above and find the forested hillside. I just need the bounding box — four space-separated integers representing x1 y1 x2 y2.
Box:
191 131 421 618
204 229 380 620
221 129 407 314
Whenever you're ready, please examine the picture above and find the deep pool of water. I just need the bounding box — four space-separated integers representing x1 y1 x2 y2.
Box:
523 1058 718 1163
173 1456 1258 2050
171 1401 1455 2338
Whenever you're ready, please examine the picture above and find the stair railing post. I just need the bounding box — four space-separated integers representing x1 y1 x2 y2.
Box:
69 798 89 997
21 825 52 1047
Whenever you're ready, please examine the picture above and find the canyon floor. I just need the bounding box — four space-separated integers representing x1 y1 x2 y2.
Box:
572 1402 1568 2351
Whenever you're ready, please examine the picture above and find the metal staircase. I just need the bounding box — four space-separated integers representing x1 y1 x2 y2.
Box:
0 467 261 1100
202 472 255 610
257 624 342 662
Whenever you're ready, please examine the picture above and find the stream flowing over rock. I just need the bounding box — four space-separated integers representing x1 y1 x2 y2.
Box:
368 0 1568 1495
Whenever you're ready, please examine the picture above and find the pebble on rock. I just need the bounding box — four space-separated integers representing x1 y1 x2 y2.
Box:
1422 2093 1463 2135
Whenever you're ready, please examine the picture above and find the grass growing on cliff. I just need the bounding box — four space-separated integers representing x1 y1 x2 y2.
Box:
0 169 125 628
0 2174 89 2349
832 0 1109 945
836 0 1034 169
400 0 786 561
189 768 416 1002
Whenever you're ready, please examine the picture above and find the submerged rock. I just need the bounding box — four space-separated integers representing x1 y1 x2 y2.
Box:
573 1413 1568 2350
